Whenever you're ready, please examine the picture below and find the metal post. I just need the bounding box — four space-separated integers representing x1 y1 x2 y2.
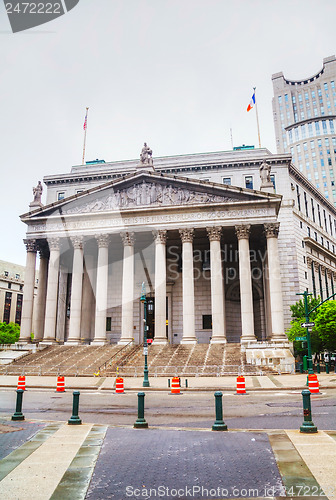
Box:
300 389 317 433
12 389 25 421
325 363 329 374
134 392 148 428
212 391 228 431
140 282 150 388
316 363 320 374
68 391 82 425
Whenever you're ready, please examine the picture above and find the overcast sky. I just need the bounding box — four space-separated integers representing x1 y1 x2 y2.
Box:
0 0 335 265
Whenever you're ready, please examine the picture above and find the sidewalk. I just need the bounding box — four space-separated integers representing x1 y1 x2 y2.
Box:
1 373 336 391
0 417 335 500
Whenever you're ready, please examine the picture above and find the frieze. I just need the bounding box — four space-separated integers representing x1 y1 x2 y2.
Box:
63 181 238 214
28 207 274 235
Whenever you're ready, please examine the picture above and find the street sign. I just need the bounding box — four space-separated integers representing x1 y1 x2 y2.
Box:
295 336 307 341
300 322 315 328
143 347 148 356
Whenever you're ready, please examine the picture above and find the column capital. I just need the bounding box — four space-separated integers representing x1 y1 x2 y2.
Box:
306 256 313 267
23 239 37 253
70 236 83 250
48 237 60 251
179 228 194 243
314 261 320 272
235 224 251 240
320 264 326 273
120 231 135 246
96 234 110 248
153 229 167 244
206 226 222 242
264 222 280 238
327 268 332 278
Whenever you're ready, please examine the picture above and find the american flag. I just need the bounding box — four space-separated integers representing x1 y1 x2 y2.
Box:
83 111 88 130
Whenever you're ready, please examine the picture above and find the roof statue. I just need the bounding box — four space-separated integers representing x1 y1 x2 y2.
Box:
137 142 155 172
259 161 274 193
29 181 44 211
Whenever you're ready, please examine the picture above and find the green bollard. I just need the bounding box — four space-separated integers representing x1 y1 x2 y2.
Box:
185 379 188 388
11 389 25 421
316 363 320 374
299 363 303 374
168 379 170 388
303 356 308 371
325 363 329 374
134 392 148 429
68 391 82 425
300 389 317 433
212 392 228 431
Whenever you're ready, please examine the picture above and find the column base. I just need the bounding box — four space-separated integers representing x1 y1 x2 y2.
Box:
118 338 134 345
180 337 197 345
40 339 58 345
16 339 32 345
152 338 168 345
91 339 109 346
64 340 80 345
268 335 289 344
240 336 257 344
210 337 227 344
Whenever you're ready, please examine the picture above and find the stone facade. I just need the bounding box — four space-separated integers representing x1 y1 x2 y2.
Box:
18 149 336 368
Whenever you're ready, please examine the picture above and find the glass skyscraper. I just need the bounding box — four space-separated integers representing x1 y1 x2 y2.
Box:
272 55 336 206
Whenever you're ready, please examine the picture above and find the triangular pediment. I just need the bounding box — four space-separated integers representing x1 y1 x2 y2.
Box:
22 171 281 220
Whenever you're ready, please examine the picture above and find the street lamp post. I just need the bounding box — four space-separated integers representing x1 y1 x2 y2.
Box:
140 282 150 388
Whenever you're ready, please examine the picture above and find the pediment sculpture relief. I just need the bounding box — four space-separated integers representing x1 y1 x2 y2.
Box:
63 181 238 214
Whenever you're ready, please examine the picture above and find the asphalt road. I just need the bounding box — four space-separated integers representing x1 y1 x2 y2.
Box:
1 388 335 430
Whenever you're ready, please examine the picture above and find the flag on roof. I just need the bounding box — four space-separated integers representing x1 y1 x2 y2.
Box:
83 110 88 130
247 91 255 112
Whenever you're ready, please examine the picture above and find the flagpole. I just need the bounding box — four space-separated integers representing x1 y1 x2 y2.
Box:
82 107 89 165
253 87 262 148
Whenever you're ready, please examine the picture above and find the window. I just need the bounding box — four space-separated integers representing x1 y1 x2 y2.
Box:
202 315 212 330
317 205 322 226
323 210 328 232
4 271 8 277
307 227 311 237
296 185 301 211
315 122 320 134
8 282 11 289
322 120 327 133
3 292 12 324
222 177 231 185
245 176 253 189
15 273 20 279
304 192 309 217
314 231 317 241
106 317 111 331
15 294 23 325
270 174 276 190
311 199 315 222
57 192 65 201
321 237 324 246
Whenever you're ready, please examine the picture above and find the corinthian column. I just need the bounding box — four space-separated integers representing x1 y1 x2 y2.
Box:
92 234 110 345
19 239 37 343
207 227 226 344
66 236 84 344
42 238 60 343
264 223 286 341
153 230 167 344
119 232 135 345
33 245 49 342
235 225 256 343
179 228 197 344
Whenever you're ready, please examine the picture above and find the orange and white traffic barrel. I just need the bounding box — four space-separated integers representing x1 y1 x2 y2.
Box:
56 376 65 392
308 374 320 394
115 377 124 394
17 375 26 391
171 377 181 394
236 375 246 395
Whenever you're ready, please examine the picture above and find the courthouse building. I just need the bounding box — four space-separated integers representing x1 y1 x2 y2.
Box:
17 146 336 366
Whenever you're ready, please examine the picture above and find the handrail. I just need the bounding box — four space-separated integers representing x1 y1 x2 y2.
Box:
98 340 134 372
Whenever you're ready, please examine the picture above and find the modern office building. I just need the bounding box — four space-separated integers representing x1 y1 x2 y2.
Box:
16 146 336 368
272 55 336 206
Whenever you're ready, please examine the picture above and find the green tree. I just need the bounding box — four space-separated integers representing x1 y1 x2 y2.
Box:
314 301 336 352
0 322 20 344
286 296 323 355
